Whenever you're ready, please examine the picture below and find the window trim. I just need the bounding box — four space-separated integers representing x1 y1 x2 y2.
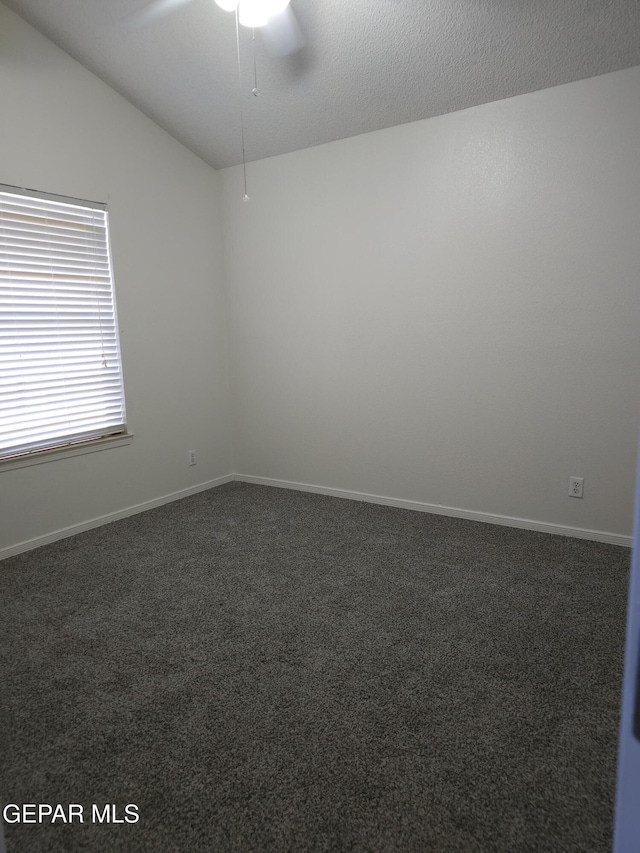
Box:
0 430 134 471
0 183 130 466
0 183 107 211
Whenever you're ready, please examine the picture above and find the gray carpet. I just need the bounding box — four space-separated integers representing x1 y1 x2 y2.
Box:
0 482 630 852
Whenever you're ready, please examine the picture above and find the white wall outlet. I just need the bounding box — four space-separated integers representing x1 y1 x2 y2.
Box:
569 476 584 498
188 450 197 466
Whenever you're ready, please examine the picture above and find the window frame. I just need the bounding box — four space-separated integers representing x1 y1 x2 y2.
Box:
0 183 132 470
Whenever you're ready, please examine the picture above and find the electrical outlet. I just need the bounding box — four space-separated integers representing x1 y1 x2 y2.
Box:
569 476 584 498
188 450 196 467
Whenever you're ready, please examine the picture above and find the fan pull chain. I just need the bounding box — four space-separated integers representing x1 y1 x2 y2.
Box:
252 28 260 96
235 6 250 201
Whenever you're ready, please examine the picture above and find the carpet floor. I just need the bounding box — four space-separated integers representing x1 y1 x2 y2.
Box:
0 482 630 852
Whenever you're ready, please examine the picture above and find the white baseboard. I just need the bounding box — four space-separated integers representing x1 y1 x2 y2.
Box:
0 475 235 560
235 474 632 548
2 472 631 560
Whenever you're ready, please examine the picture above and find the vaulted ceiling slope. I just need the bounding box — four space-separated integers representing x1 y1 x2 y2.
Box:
4 0 640 169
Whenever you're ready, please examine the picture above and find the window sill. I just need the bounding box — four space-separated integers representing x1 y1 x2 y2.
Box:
0 432 134 472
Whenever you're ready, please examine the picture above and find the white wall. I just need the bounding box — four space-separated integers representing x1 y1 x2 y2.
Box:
220 67 640 540
0 3 234 554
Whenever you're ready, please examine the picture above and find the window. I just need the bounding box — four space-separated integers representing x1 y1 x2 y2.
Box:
0 185 128 464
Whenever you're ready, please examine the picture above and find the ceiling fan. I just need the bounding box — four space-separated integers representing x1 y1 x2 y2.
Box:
135 0 305 57
134 0 305 199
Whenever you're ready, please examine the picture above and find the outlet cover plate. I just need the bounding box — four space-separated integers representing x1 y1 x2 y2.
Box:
569 476 584 498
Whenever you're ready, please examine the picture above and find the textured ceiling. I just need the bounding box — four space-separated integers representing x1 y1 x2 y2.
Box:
3 0 640 169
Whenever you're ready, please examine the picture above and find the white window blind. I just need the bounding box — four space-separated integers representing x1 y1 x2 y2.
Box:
0 185 127 461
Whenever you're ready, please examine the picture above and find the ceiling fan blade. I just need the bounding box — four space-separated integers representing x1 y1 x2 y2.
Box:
261 7 306 57
128 0 195 29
